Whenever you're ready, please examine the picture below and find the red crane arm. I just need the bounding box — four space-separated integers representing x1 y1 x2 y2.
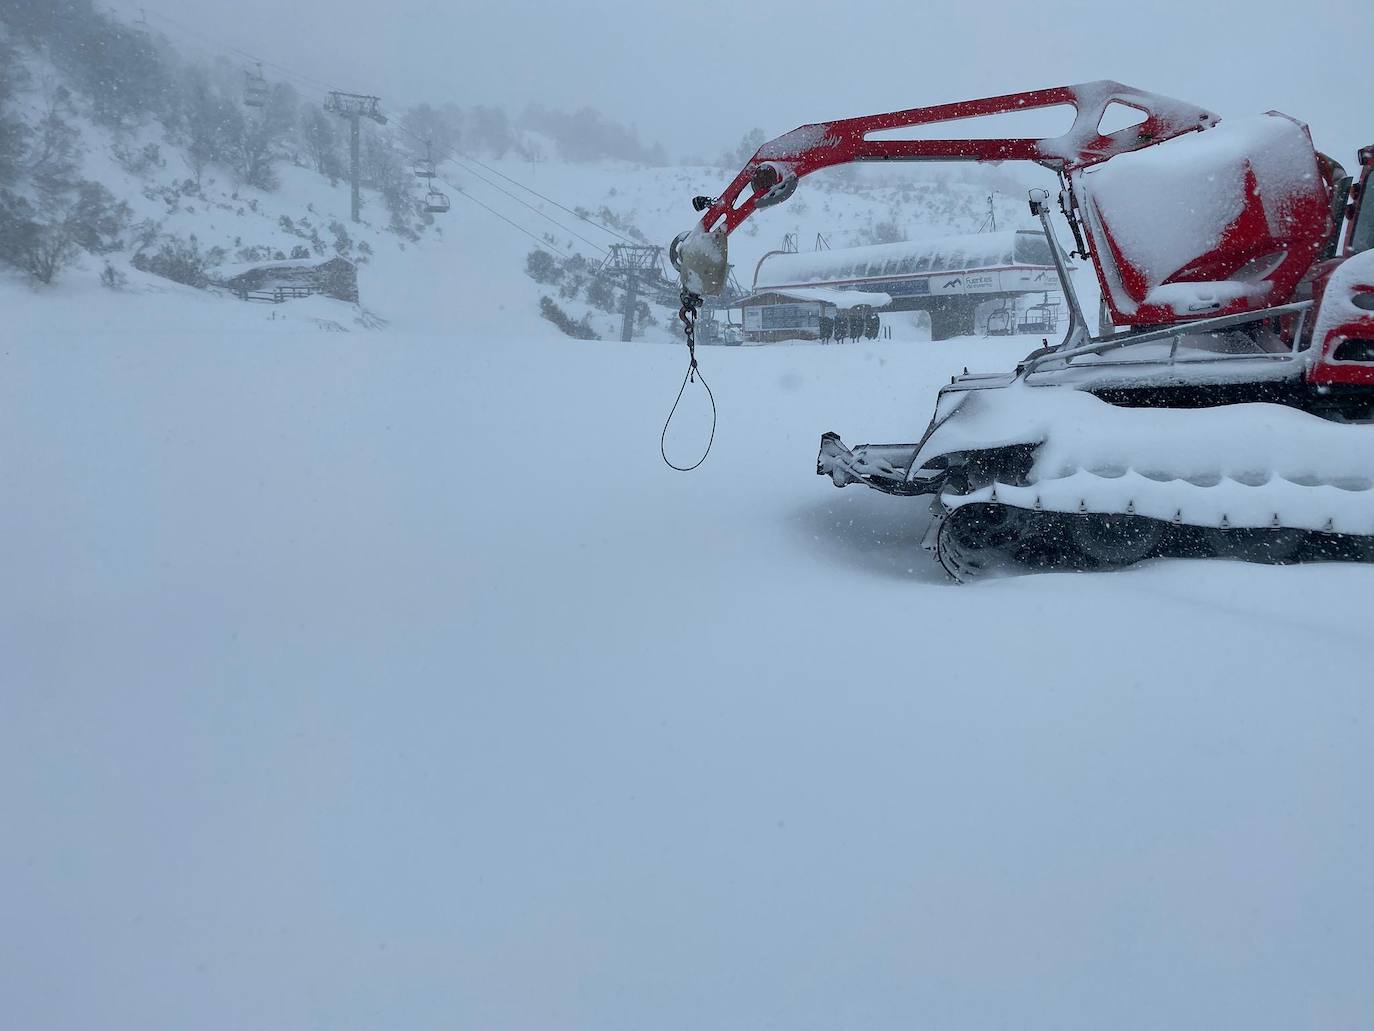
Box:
694 81 1217 238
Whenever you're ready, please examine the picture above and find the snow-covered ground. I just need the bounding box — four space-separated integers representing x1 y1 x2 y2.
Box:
6 216 1374 1029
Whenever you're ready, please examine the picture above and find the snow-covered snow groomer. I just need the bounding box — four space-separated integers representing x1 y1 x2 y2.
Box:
670 82 1374 579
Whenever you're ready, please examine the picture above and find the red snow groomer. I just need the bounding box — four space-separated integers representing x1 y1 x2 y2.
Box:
670 82 1374 579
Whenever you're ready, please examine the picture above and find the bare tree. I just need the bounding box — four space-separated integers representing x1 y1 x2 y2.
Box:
0 41 30 185
399 103 459 165
24 221 79 283
0 195 79 284
26 81 81 208
229 83 297 191
301 107 341 177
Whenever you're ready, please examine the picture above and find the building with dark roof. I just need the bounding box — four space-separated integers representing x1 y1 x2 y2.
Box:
212 257 358 304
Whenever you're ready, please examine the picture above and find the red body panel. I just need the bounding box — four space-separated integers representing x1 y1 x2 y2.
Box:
1071 115 1334 327
1306 149 1374 386
1307 260 1374 386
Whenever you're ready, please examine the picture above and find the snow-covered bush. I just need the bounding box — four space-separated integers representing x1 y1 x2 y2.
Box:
132 233 223 288
539 296 597 339
329 221 353 258
0 192 77 283
586 276 616 312
526 248 562 284
99 260 127 290
112 140 163 176
870 219 907 245
65 181 130 252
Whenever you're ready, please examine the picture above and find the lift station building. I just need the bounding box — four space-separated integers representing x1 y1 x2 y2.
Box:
745 229 1067 341
731 285 892 344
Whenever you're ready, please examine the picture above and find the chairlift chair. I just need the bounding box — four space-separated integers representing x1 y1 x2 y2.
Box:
424 188 450 214
984 305 1015 336
1017 293 1061 334
243 64 268 108
414 157 436 179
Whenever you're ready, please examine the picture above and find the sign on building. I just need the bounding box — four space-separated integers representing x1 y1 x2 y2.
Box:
743 302 823 333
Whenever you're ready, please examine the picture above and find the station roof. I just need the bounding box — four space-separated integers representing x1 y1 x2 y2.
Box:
735 285 893 309
754 229 1059 289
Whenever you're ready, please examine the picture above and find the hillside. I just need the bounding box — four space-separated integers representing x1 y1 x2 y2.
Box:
2 4 1070 343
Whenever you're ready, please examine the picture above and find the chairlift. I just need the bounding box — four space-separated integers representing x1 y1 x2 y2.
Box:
1018 292 1061 334
424 188 450 214
984 304 1016 337
243 64 268 108
414 157 436 179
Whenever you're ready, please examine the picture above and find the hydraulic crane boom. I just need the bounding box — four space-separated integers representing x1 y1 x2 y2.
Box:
684 81 1215 243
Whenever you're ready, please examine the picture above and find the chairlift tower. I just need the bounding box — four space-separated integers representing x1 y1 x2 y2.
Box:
599 244 662 342
977 193 997 233
324 91 387 223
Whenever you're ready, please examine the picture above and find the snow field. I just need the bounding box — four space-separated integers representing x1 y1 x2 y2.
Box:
4 311 1373 1030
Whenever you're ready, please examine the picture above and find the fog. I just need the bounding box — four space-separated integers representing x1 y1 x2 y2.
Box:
138 0 1370 166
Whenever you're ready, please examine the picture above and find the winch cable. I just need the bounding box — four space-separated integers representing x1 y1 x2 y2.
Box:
661 291 716 472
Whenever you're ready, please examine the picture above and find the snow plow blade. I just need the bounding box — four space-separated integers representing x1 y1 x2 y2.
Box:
816 432 928 496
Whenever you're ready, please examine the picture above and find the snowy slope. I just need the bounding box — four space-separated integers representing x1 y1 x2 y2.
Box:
5 302 1374 1030
3 31 1065 343
5 54 1371 1031
6 147 1063 346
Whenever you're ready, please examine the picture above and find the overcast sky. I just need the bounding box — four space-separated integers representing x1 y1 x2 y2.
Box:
138 0 1369 165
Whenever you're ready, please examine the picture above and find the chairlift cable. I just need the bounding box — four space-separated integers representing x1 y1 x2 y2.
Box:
139 6 351 96
446 160 607 254
438 181 570 257
453 151 639 244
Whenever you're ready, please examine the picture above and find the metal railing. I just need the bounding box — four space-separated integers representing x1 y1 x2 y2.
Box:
1021 301 1313 379
235 285 317 304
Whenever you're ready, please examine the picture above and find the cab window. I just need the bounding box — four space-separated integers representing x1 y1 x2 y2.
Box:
1351 180 1374 254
